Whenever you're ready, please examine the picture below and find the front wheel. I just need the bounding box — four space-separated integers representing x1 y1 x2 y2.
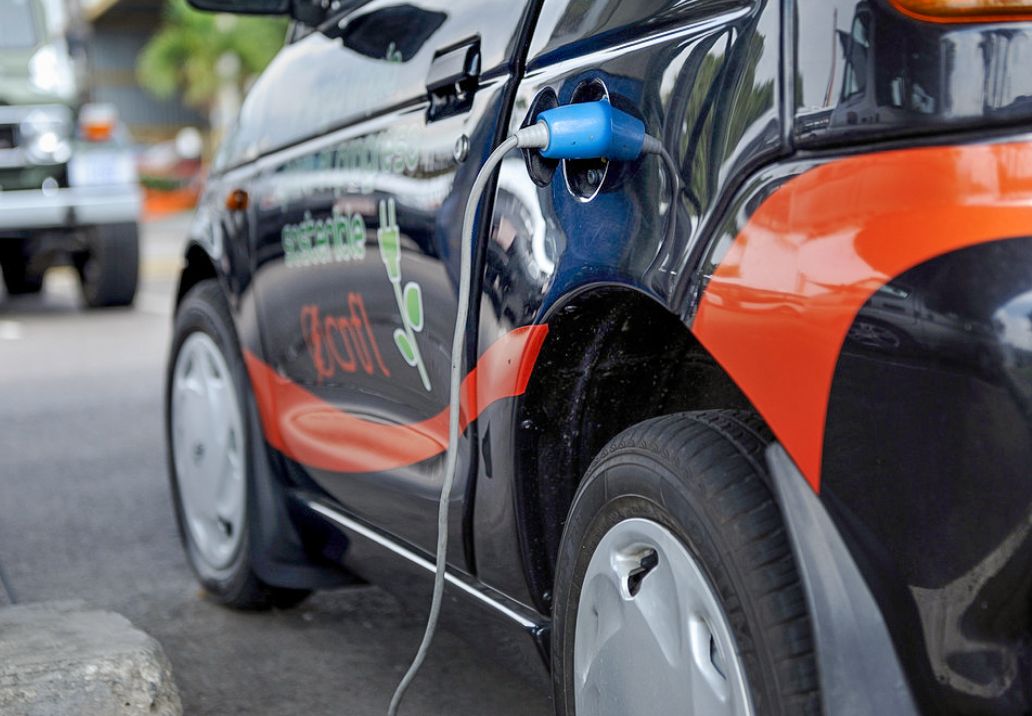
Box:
166 279 307 609
0 252 44 295
552 411 820 715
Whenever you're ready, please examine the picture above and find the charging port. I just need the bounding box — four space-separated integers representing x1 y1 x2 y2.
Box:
563 79 611 202
521 88 560 187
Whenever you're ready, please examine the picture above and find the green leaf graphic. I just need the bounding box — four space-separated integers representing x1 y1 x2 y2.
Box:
394 328 417 366
404 282 423 332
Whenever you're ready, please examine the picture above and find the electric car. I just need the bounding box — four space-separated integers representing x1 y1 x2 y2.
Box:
0 0 141 306
166 0 1032 713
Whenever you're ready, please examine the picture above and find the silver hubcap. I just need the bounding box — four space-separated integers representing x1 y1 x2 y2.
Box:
574 518 754 716
171 332 246 571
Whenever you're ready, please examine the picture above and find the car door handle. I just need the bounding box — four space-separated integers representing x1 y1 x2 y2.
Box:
426 38 480 122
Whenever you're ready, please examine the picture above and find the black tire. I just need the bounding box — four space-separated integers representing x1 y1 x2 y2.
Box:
552 410 820 715
78 222 139 308
1 255 44 295
166 279 309 610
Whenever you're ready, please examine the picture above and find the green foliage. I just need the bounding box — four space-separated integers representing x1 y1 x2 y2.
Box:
136 0 287 110
675 32 774 214
139 174 190 190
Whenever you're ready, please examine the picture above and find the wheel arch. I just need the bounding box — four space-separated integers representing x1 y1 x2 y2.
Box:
175 242 219 311
513 285 758 611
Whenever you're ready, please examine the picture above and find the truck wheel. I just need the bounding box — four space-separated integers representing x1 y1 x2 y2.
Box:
0 256 44 295
78 222 139 308
552 410 819 716
166 279 308 609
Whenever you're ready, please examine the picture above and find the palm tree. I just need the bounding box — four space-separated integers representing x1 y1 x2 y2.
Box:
137 0 286 139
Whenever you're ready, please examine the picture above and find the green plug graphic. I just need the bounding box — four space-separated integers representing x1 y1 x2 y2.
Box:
378 198 431 391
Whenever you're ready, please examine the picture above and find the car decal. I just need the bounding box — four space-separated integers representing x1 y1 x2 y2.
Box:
692 140 1032 492
243 324 549 473
377 198 431 391
281 207 367 268
300 292 392 382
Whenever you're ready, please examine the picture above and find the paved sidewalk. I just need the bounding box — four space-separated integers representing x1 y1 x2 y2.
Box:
0 601 181 716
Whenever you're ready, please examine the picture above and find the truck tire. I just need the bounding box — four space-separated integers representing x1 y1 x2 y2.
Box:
552 410 819 716
0 255 44 295
78 222 139 308
166 279 309 610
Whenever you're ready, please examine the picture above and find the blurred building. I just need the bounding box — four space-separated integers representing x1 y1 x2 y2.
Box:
81 0 205 143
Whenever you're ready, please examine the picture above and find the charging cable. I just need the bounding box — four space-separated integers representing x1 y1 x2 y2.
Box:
388 100 679 716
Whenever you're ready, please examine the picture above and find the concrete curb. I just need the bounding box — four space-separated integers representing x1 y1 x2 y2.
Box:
0 601 182 716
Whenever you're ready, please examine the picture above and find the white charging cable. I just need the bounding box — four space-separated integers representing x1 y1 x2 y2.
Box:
387 124 549 716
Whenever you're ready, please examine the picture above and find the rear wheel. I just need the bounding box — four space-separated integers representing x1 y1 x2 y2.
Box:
552 410 819 715
78 222 139 308
167 279 308 609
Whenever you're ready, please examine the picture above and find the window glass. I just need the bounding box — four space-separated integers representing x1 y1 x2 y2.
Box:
841 12 870 100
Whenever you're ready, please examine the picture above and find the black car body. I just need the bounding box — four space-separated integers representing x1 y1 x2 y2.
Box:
167 0 1032 712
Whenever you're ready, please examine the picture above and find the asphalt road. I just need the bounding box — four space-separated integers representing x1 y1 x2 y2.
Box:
0 214 551 715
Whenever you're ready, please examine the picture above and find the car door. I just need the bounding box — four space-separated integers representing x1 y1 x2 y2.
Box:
240 0 541 558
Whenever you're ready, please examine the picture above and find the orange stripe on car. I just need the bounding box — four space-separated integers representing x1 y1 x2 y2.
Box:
693 141 1032 491
244 324 549 473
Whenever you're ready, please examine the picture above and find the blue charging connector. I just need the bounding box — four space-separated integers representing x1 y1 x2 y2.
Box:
536 100 646 161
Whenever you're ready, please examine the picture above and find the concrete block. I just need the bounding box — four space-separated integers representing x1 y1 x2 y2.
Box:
0 601 181 716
